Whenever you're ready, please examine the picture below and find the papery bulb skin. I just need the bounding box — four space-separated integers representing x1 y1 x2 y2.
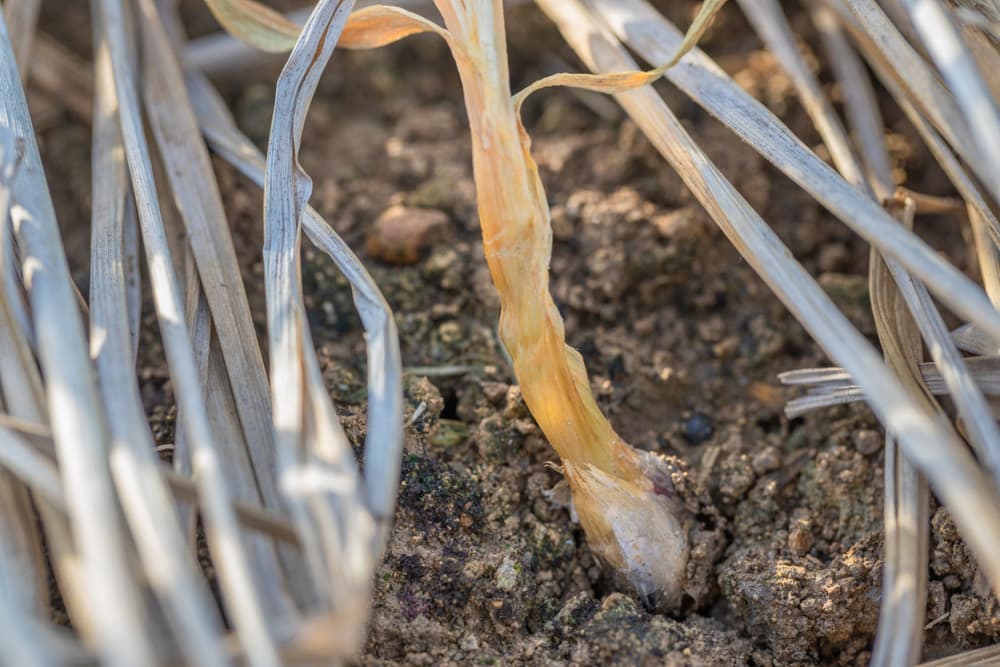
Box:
564 448 722 613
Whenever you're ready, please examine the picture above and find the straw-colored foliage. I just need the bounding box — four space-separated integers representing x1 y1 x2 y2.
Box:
1 0 1000 663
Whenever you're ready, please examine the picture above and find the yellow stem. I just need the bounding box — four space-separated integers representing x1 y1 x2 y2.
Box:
437 1 634 479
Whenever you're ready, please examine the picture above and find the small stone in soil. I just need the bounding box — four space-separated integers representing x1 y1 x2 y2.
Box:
853 429 882 456
682 412 714 445
751 445 782 475
366 205 448 265
788 521 814 556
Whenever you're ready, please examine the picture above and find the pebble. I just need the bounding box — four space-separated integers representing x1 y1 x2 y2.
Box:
751 446 782 475
853 429 882 456
494 556 519 592
366 205 448 265
748 381 785 411
481 381 509 405
719 455 756 498
437 320 462 344
788 524 814 556
683 412 714 445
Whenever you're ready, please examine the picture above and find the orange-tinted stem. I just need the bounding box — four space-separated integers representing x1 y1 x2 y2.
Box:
434 1 635 479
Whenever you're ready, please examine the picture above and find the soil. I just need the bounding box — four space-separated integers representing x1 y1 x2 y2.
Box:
31 1 1000 665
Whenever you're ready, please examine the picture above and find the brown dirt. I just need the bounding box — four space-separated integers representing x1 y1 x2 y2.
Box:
33 1 1000 665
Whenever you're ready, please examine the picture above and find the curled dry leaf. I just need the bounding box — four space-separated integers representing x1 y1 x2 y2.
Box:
340 5 446 48
202 0 299 52
203 1 448 53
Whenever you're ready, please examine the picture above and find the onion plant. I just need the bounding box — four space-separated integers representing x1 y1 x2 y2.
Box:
2 0 1000 664
210 0 728 610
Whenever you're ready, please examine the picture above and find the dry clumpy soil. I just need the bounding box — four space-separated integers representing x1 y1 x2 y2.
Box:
34 1 1000 665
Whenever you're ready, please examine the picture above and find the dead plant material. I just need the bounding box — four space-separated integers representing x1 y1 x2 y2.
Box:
3 0 1000 663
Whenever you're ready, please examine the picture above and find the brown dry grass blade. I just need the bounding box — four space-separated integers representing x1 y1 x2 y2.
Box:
816 7 1000 475
868 204 931 667
97 0 284 661
172 247 208 543
663 0 727 68
811 5 894 197
835 0 1000 207
919 641 1000 665
183 1 477 76
263 6 382 646
90 8 228 663
186 70 404 557
585 0 1000 346
876 434 928 667
340 4 444 48
539 0 1000 602
201 327 305 611
736 0 868 190
139 0 282 519
806 13 937 662
2 0 41 82
898 0 1000 203
1 5 157 664
202 0 299 51
2 71 104 667
0 531 63 667
0 105 47 616
1 411 301 546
